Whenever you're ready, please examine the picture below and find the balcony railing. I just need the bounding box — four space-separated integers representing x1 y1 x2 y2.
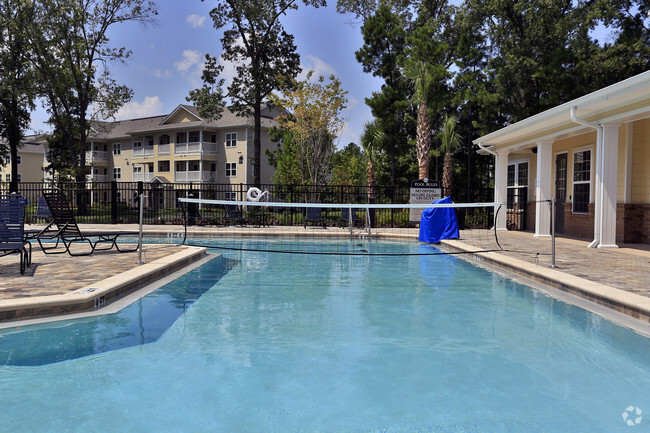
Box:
87 150 108 162
133 172 155 182
158 143 170 155
133 146 155 157
174 171 217 182
86 174 109 182
174 141 218 155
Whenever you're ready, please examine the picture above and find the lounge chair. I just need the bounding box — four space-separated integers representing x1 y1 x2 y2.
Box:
35 188 138 256
304 204 326 229
224 204 246 226
0 195 31 274
339 207 362 228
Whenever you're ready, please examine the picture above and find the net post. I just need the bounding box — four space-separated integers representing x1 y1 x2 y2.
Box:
550 198 557 268
349 206 353 237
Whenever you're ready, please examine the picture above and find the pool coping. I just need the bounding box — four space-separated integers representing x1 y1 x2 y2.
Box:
439 238 650 326
0 245 208 323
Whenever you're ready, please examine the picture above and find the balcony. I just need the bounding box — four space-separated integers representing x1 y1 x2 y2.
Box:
133 145 155 158
174 141 218 155
87 150 108 162
158 143 170 155
133 172 155 182
86 174 109 182
174 170 217 182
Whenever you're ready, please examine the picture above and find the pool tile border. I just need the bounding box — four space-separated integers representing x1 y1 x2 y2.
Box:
440 239 650 325
0 246 207 322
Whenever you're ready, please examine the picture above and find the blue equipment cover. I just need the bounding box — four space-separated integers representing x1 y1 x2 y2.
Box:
418 196 460 243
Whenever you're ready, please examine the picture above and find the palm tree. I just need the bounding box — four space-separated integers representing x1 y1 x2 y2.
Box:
404 60 434 180
437 114 462 199
360 120 384 200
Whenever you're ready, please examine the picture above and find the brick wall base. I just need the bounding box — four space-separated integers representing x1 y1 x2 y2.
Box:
519 202 650 244
617 203 650 244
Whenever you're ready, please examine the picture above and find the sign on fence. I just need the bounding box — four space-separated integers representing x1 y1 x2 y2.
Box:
410 179 442 223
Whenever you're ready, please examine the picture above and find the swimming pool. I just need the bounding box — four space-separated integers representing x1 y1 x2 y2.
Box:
0 238 648 432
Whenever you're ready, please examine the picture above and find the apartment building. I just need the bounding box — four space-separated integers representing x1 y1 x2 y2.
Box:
86 104 280 189
0 136 46 184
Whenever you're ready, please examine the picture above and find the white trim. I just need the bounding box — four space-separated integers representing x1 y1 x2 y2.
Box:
225 132 237 148
474 71 650 147
571 145 594 214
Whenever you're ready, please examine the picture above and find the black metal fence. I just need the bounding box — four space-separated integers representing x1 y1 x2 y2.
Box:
1 181 495 229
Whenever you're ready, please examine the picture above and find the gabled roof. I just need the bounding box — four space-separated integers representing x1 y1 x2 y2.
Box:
474 71 650 152
160 104 203 125
87 104 277 140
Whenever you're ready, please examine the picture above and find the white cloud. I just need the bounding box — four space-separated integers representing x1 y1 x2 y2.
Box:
174 50 205 86
186 14 206 28
299 55 336 81
174 50 201 73
153 69 172 79
114 96 164 120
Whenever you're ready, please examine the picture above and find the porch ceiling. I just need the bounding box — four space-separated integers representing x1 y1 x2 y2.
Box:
475 71 650 152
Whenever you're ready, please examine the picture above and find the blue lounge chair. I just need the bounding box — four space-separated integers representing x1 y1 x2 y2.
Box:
339 207 362 228
304 204 326 229
0 195 31 274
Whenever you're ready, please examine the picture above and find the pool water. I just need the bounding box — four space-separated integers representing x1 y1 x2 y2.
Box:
0 239 648 432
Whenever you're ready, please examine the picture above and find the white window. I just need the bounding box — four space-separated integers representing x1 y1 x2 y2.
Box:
225 132 237 148
5 174 9 181
133 139 142 149
226 162 236 177
17 173 21 182
133 166 142 174
572 148 591 214
113 167 121 179
225 192 236 201
506 160 528 210
113 143 121 155
16 155 21 164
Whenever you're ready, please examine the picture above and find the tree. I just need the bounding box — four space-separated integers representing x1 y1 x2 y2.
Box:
266 128 306 185
359 120 384 199
356 5 410 187
331 142 366 187
30 0 156 186
0 0 36 193
437 114 461 199
404 61 434 180
193 0 325 187
269 72 348 193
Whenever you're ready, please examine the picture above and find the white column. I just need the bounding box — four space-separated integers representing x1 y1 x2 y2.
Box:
494 150 509 230
534 141 553 237
598 123 620 248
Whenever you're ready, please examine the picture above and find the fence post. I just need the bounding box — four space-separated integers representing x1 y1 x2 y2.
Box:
111 180 118 224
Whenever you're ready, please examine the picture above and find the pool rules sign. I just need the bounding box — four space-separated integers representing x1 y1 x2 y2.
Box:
410 179 442 223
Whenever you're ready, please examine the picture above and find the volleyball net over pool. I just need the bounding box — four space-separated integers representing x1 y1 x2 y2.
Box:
176 198 503 256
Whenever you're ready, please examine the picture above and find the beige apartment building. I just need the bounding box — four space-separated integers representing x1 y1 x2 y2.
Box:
86 104 279 191
0 136 46 184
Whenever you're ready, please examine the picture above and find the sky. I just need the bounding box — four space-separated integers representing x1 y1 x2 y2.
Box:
28 1 383 148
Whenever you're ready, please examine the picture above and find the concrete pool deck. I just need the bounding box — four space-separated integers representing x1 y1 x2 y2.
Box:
0 223 649 327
